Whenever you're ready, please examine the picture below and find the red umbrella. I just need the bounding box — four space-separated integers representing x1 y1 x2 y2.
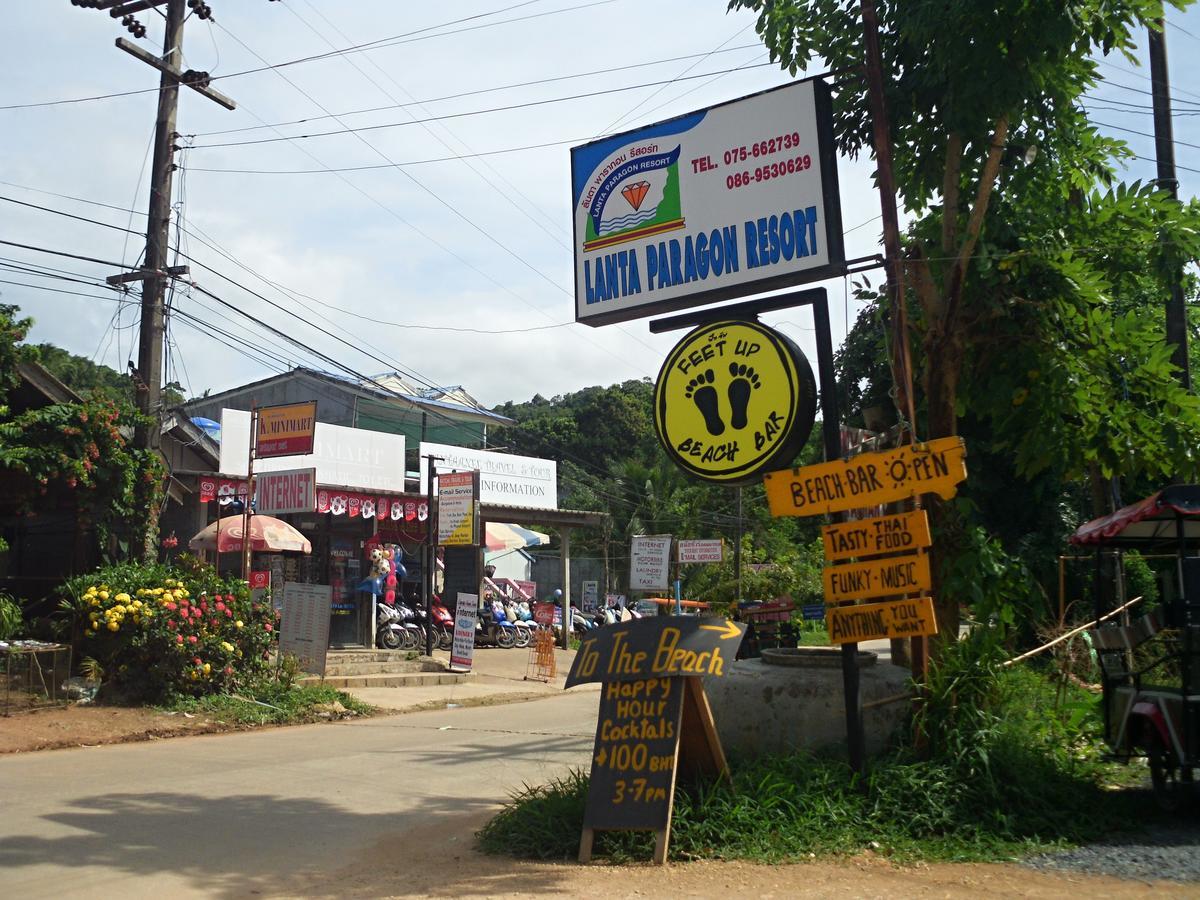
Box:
188 515 312 554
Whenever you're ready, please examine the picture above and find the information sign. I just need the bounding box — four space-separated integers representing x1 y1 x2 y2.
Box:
823 551 932 603
255 401 317 458
826 596 938 644
450 592 479 671
254 467 317 515
278 582 331 676
654 320 816 484
582 580 599 613
763 436 967 517
630 535 672 591
437 470 478 547
677 539 725 564
821 510 931 562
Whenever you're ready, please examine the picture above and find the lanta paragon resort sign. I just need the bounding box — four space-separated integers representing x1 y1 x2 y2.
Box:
571 77 844 326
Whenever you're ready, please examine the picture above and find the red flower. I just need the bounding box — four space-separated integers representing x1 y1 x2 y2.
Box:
175 635 183 644
193 657 202 666
224 609 233 618
188 635 198 644
264 623 273 632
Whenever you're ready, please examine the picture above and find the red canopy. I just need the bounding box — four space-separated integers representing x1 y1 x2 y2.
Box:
1069 485 1200 547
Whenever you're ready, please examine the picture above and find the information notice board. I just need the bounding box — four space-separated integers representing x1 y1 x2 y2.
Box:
279 582 332 676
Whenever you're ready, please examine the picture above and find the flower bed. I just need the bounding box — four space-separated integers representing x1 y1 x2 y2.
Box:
64 559 278 701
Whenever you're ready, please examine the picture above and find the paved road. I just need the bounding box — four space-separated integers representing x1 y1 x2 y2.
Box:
0 692 599 899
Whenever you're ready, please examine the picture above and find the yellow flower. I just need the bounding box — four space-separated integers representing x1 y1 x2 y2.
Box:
235 620 244 629
151 588 163 596
115 592 130 604
1012 387 1029 406
172 589 184 599
112 605 126 615
221 641 234 652
132 599 142 608
107 621 119 632
98 590 110 600
202 663 211 675
89 598 99 607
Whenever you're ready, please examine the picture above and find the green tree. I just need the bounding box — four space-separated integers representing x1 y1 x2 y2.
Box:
734 0 1199 646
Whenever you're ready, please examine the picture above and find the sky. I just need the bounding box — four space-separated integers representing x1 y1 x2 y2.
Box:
3 1 1200 410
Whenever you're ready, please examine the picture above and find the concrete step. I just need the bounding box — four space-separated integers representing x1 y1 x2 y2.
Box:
302 671 474 689
322 651 448 677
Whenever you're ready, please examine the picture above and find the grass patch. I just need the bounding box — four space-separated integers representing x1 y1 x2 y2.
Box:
478 634 1158 864
163 682 374 726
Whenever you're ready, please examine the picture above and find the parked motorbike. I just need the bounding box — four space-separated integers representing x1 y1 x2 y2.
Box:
430 596 455 651
504 600 532 648
393 601 425 651
476 599 517 649
375 602 406 650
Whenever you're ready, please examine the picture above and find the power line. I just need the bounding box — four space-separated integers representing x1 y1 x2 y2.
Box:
186 63 776 150
189 43 762 138
1093 120 1200 152
0 0 608 111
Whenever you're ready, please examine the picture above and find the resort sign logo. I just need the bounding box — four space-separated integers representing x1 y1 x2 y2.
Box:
582 144 684 252
571 78 844 327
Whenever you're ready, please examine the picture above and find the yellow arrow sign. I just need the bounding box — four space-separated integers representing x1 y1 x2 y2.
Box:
826 596 938 644
822 510 932 563
699 620 742 639
763 437 967 518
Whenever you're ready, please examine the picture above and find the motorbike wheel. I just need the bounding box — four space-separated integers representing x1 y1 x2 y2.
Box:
439 627 453 651
378 628 402 651
400 628 419 652
496 627 516 649
513 626 531 648
1147 730 1189 813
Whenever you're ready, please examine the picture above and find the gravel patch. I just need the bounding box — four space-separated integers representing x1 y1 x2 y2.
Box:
1024 805 1200 884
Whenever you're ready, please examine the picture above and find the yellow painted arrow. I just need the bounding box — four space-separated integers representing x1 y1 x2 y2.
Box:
700 620 741 640
594 747 608 767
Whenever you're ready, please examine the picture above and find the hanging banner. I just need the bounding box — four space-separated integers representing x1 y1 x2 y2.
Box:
821 510 932 562
763 436 967 517
572 77 844 326
254 401 317 458
438 470 479 546
826 596 938 644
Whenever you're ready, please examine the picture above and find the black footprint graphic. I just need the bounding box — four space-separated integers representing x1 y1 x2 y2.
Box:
685 369 724 436
727 363 761 430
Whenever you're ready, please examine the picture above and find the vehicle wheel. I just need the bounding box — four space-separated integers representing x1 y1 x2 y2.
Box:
1147 729 1189 813
513 626 531 648
400 628 419 651
497 628 516 649
379 629 401 651
439 627 453 651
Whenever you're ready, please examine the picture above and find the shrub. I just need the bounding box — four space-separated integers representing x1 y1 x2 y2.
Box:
0 592 22 639
62 559 279 701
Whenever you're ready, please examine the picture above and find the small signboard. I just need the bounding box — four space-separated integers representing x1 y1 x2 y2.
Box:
654 320 818 485
255 401 317 458
437 470 479 547
254 467 317 515
279 582 332 676
821 510 931 562
677 539 724 564
248 570 270 606
571 617 744 865
801 603 825 621
532 601 556 627
581 580 599 613
827 596 937 644
450 591 479 671
630 535 672 591
763 436 967 517
823 551 932 603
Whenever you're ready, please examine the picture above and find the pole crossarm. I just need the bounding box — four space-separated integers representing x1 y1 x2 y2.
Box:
115 37 236 109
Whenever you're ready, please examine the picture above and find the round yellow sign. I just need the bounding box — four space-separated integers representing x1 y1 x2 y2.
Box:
654 319 816 484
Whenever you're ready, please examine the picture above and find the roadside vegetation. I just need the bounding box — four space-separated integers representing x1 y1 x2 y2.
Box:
163 681 373 726
478 633 1153 864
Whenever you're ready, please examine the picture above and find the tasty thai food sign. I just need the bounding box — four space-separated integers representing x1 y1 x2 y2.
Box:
571 77 844 326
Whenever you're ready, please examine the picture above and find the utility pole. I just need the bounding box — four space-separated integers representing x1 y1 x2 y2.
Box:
75 0 237 558
134 0 185 456
1148 18 1191 390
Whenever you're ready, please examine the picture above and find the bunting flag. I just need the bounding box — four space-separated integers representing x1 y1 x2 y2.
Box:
201 476 421 521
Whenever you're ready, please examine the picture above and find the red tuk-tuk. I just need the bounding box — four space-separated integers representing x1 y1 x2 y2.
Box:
1070 485 1200 810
